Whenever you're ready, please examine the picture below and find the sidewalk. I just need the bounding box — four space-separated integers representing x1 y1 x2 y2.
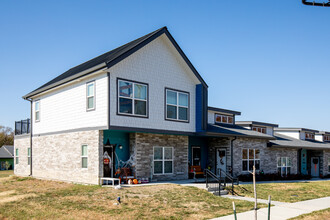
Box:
212 196 330 220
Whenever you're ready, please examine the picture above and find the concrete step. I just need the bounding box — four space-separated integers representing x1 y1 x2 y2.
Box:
208 186 225 191
212 190 229 196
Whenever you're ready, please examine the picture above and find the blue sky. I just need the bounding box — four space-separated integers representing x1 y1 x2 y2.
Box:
1 1 330 130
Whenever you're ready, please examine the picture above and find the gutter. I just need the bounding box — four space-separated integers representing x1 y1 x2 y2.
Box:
24 98 33 177
302 0 330 6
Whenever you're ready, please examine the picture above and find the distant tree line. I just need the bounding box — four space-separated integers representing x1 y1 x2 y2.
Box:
0 125 14 147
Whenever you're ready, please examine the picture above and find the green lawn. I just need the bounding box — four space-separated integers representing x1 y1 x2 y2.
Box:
0 176 262 220
290 208 330 220
0 170 13 178
234 180 330 203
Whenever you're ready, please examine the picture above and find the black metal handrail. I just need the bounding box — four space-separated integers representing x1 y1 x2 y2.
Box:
205 169 223 196
15 119 30 135
217 168 239 195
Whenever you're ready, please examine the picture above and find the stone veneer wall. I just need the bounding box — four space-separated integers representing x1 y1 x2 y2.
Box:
14 130 103 185
207 138 231 174
207 137 298 177
233 138 298 177
130 133 188 181
14 135 31 176
322 150 330 177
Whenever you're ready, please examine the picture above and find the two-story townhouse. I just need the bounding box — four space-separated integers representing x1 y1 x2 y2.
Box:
14 27 209 184
270 128 330 177
193 109 275 178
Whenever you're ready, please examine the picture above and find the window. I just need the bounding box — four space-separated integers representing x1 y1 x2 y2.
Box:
15 148 19 164
118 79 147 117
215 114 234 124
27 148 31 165
153 147 173 174
81 145 88 168
305 133 315 140
252 126 266 134
35 101 40 122
242 149 260 171
166 89 189 121
86 82 95 110
277 157 292 176
324 135 330 142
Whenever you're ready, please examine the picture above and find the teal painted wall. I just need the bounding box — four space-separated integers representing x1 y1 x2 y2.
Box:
103 130 130 170
188 136 208 169
301 149 308 175
0 158 14 170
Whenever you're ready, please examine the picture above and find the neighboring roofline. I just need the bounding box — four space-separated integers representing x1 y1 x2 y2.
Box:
268 143 330 150
236 121 279 128
3 145 13 157
208 106 241 115
23 26 208 99
274 127 319 133
317 131 330 135
197 131 275 140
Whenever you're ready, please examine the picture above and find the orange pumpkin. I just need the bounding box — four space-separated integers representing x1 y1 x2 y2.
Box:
133 179 138 184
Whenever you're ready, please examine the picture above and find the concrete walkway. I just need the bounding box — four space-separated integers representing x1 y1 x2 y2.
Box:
213 196 330 220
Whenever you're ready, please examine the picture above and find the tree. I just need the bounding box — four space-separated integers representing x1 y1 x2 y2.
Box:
0 125 14 147
4 161 10 170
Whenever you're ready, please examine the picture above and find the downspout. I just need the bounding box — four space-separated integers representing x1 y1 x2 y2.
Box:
25 98 33 177
230 136 237 176
107 71 110 129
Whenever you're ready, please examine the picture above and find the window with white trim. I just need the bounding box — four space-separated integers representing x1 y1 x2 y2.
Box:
153 147 173 174
86 82 95 110
252 126 266 134
15 148 19 165
118 79 147 117
277 157 291 176
27 148 31 165
242 149 260 171
166 89 189 121
35 101 40 122
81 145 88 168
215 114 233 124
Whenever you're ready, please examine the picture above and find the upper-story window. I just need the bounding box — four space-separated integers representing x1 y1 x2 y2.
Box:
324 135 330 142
305 133 315 140
86 82 95 111
252 126 266 134
215 114 233 124
165 89 189 122
118 79 148 117
35 101 40 122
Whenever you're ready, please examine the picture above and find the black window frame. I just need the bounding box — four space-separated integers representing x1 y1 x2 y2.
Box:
164 87 190 123
116 78 149 118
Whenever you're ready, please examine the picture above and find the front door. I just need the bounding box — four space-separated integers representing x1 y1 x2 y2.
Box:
216 149 226 176
311 157 319 177
192 146 201 166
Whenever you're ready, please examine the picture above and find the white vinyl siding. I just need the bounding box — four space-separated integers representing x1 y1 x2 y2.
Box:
32 73 108 135
109 35 197 132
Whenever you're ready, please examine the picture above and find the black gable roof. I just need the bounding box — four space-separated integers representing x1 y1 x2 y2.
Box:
23 27 207 99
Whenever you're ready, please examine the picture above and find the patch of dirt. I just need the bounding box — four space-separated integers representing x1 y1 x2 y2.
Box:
0 193 37 204
0 190 16 197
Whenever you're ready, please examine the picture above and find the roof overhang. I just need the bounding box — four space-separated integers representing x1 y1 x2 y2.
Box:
208 107 241 115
